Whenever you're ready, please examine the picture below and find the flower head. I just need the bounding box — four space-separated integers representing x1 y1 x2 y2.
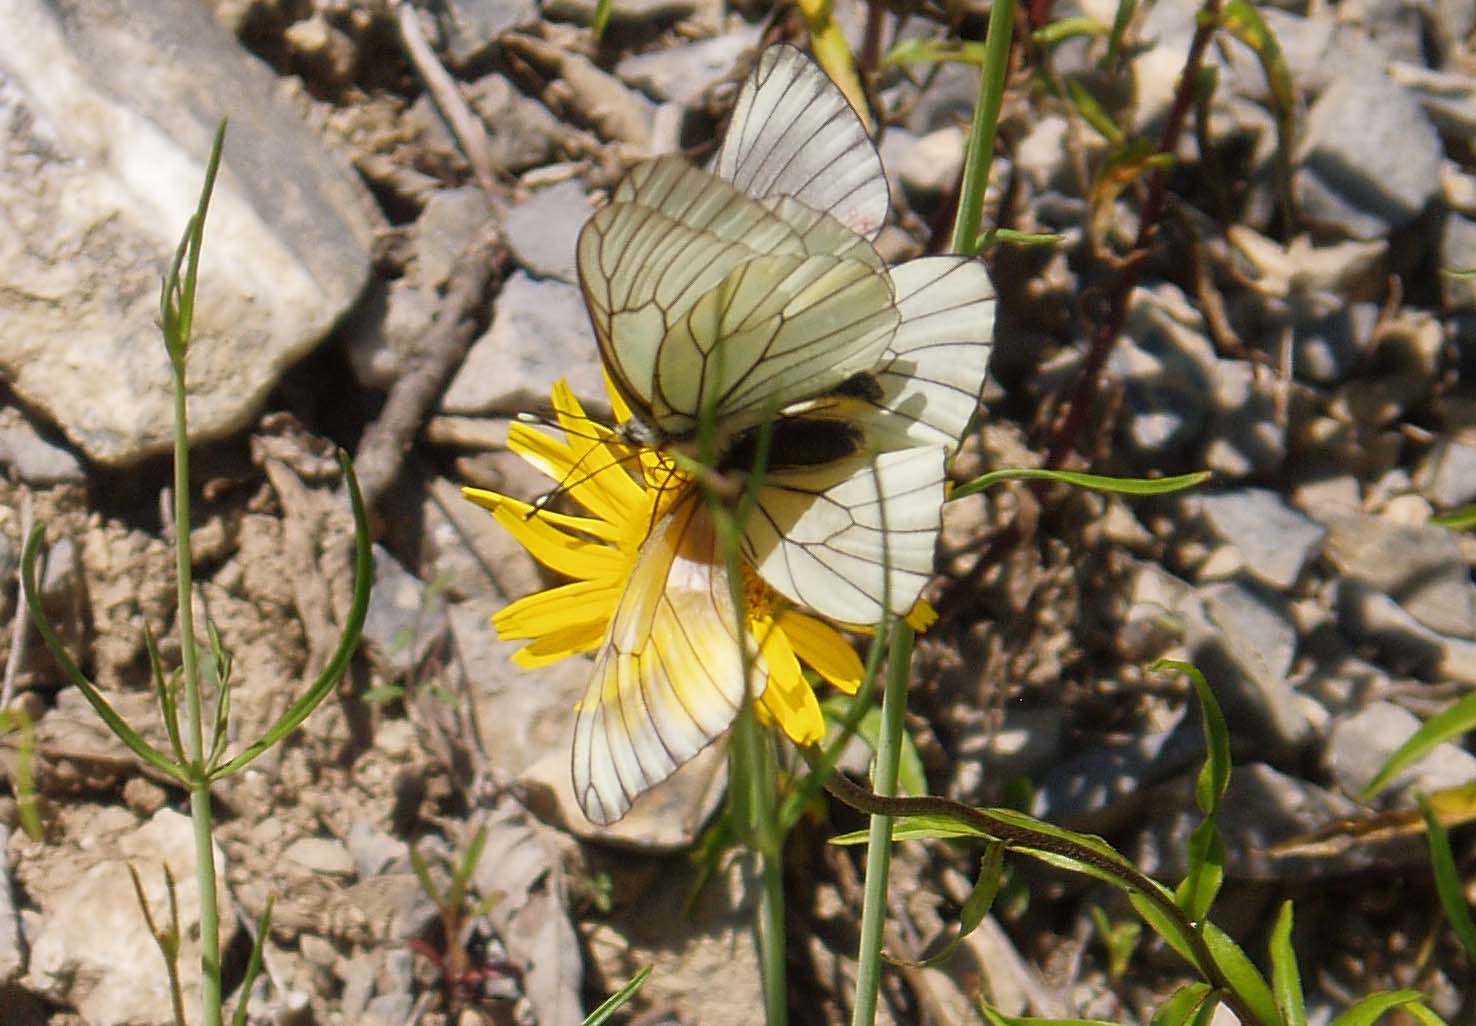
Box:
465 380 919 824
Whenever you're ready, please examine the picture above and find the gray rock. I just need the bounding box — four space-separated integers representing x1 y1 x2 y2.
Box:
1290 295 1379 384
900 61 982 136
361 544 451 679
1295 73 1443 240
441 0 539 66
1014 113 1072 195
0 0 376 466
1388 63 1476 143
1327 701 1476 799
1418 438 1476 508
1433 0 1476 58
1337 0 1427 63
343 279 439 389
880 127 969 197
0 827 19 983
1188 579 1311 753
347 819 408 879
23 809 236 1026
1197 488 1325 591
504 180 591 284
616 30 761 106
1110 285 1218 462
1202 360 1284 479
442 271 605 415
417 187 495 291
464 74 565 173
284 836 359 877
1324 515 1476 639
1440 214 1476 311
1336 580 1476 684
0 406 84 484
1032 719 1204 832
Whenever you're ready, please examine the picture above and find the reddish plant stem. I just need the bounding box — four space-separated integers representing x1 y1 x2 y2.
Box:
1043 0 1223 471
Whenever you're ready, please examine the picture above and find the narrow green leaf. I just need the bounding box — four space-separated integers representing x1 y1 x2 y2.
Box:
21 527 187 783
1441 267 1476 280
1418 794 1476 963
1269 900 1307 1026
409 843 442 908
1128 892 1202 970
1150 983 1215 1026
211 452 372 778
821 695 928 797
951 468 1209 501
890 844 1004 968
230 896 274 1026
1033 16 1108 48
980 1003 1121 1026
978 228 1065 249
1432 503 1476 529
1174 817 1225 922
1403 1003 1452 1026
582 966 653 1026
1153 660 1229 813
1362 689 1476 797
1105 0 1137 66
1327 991 1428 1026
448 825 489 913
1088 904 1142 980
1201 921 1279 1026
882 37 990 66
1065 78 1124 145
591 0 612 39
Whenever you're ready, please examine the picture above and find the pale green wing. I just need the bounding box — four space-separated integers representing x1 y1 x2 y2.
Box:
741 445 947 624
713 44 890 240
572 492 761 825
578 156 898 451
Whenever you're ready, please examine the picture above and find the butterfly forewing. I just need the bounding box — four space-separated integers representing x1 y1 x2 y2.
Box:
571 492 762 825
714 44 890 240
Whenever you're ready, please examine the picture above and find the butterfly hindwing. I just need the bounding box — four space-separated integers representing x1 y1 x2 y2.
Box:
713 44 890 240
571 492 762 825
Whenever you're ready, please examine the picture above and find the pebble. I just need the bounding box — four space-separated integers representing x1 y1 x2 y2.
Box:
1295 73 1442 240
342 279 439 389
463 74 567 173
416 186 495 291
285 836 360 878
1109 285 1218 463
347 820 407 879
1418 438 1476 508
1335 580 1476 684
441 271 605 415
1388 62 1476 144
1202 359 1284 479
440 0 539 66
1326 701 1476 799
1032 719 1204 832
880 126 968 197
1196 488 1325 591
0 826 20 983
503 179 591 284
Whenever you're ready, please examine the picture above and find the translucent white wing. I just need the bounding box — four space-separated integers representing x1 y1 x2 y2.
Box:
714 44 890 240
741 445 948 624
577 156 898 453
572 493 763 825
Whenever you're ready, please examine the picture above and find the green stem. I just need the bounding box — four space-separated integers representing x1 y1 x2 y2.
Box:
732 702 788 1026
849 622 913 1026
172 360 221 1026
948 0 1016 257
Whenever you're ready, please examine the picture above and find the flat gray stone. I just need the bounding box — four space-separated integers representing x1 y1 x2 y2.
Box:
1324 515 1476 639
1198 488 1324 590
616 30 761 106
361 544 450 678
1419 438 1476 507
0 0 376 466
1440 214 1476 311
1336 580 1476 683
1188 580 1311 753
442 271 605 415
1202 360 1284 479
1296 73 1442 239
0 826 19 983
1327 701 1476 799
441 0 540 66
503 180 590 284
1110 285 1218 462
0 406 84 484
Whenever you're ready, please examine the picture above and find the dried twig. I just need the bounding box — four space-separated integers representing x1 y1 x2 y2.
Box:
350 229 507 512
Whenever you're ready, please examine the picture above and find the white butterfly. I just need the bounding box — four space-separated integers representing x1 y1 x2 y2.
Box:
570 44 996 824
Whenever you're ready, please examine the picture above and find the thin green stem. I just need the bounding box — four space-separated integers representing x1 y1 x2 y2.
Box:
849 622 913 1026
948 0 1016 257
731 700 787 1026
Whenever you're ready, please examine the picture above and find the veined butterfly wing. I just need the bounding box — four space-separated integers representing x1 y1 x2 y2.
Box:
733 256 995 623
577 156 899 454
571 490 762 826
713 44 889 240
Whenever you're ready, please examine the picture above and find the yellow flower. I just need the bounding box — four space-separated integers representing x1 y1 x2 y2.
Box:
463 380 930 824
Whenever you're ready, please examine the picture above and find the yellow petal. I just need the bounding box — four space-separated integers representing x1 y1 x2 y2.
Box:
755 617 824 745
906 599 938 632
512 617 607 666
777 609 863 694
489 506 627 582
494 577 620 639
